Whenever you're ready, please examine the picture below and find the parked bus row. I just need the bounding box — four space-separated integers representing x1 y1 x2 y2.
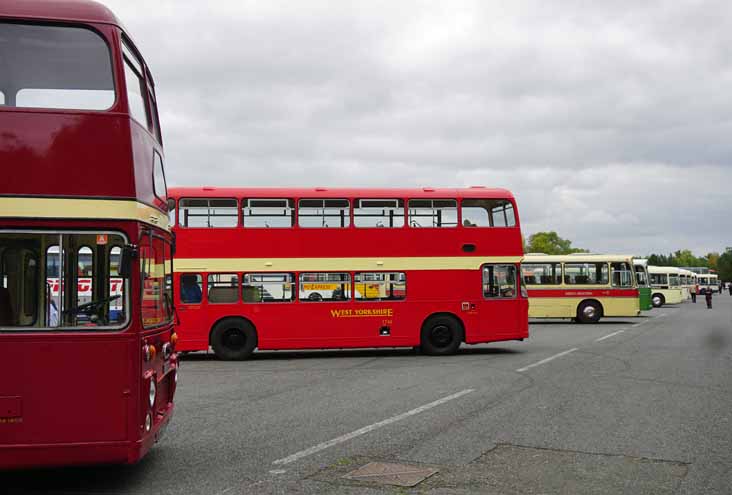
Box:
0 0 716 472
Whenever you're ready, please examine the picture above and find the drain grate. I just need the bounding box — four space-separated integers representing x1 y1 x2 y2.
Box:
343 461 438 487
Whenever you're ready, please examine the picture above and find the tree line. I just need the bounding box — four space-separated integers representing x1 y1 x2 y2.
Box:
524 232 732 281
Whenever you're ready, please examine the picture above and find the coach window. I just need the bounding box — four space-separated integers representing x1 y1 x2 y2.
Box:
242 273 295 302
242 199 294 227
299 273 351 301
152 152 167 202
461 199 516 227
77 246 94 312
108 247 126 324
483 264 517 298
564 263 609 285
180 274 203 304
298 199 350 228
522 263 561 285
179 198 238 227
122 40 150 128
408 199 457 227
354 199 405 228
207 273 239 304
611 262 633 288
355 272 406 301
6 23 115 110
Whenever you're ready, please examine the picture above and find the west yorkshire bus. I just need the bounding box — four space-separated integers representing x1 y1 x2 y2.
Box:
0 1 177 469
521 254 640 323
648 266 685 307
632 258 653 311
169 187 528 360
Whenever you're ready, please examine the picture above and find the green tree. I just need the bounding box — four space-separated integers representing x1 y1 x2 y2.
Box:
718 251 732 282
525 231 587 255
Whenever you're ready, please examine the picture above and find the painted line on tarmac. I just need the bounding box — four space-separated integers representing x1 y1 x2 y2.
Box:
271 389 475 466
516 348 579 372
596 330 625 342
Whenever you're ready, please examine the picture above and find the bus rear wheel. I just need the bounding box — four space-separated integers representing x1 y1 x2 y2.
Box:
577 301 602 324
211 318 257 360
652 294 665 308
420 315 463 355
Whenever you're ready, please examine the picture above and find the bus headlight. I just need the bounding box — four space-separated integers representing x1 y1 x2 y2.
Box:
149 379 157 408
145 412 152 432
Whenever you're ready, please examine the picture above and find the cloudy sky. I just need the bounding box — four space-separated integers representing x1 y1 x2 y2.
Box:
106 0 731 256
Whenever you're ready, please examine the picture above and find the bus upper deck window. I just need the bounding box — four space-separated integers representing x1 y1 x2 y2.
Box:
461 199 516 227
1 22 115 110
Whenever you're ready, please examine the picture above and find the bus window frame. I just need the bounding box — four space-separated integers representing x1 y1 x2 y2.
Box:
139 229 174 329
0 20 118 112
354 272 407 302
120 34 153 131
0 229 131 333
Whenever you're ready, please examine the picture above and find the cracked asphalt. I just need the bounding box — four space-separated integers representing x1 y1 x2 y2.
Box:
4 295 732 494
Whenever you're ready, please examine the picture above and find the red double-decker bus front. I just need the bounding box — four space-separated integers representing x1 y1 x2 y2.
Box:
169 187 528 360
0 1 177 469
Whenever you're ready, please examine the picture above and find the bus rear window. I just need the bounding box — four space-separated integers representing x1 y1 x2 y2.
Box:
0 22 115 110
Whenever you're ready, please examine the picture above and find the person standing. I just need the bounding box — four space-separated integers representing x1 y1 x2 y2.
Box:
705 288 713 309
728 282 732 296
690 282 696 303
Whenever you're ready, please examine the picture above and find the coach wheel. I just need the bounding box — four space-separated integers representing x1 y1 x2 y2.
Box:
652 294 665 308
308 292 323 301
420 315 463 355
577 301 602 324
210 318 257 360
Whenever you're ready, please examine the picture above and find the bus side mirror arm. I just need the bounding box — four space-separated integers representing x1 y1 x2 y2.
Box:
119 245 138 278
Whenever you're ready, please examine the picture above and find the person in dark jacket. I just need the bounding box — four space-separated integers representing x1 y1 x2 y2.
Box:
705 288 713 309
728 282 732 296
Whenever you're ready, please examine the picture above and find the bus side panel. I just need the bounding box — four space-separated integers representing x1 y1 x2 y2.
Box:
527 295 576 318
0 335 131 447
174 269 528 351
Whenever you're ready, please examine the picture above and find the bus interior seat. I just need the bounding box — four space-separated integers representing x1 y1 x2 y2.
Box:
0 287 14 326
575 275 589 284
208 287 238 304
241 285 261 302
523 276 533 285
540 275 553 284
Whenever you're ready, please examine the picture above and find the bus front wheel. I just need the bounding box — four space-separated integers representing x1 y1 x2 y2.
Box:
652 294 665 308
577 301 602 324
420 315 463 355
211 318 258 360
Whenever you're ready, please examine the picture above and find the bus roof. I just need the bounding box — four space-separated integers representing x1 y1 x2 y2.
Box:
0 0 122 26
648 266 682 274
168 186 516 200
522 254 634 263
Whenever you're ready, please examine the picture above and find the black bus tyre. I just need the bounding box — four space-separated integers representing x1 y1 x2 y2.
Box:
420 315 463 355
652 294 665 308
210 318 257 360
577 301 602 324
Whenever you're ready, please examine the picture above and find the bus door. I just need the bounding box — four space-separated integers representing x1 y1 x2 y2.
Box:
175 272 206 348
473 264 521 338
0 231 130 446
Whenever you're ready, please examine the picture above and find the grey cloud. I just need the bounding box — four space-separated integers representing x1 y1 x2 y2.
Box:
106 0 732 254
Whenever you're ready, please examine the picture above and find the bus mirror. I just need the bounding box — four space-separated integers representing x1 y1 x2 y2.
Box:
167 198 176 212
119 245 138 278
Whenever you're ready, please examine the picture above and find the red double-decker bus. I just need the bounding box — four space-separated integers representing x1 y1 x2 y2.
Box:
169 187 528 360
1 1 177 468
